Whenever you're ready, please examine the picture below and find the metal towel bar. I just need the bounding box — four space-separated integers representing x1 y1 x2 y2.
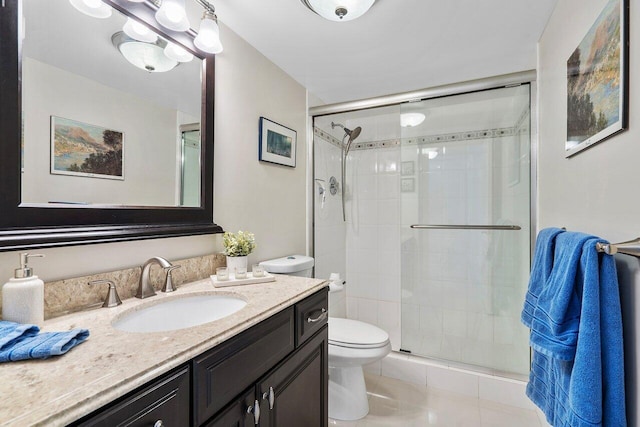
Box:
596 237 640 257
410 224 521 231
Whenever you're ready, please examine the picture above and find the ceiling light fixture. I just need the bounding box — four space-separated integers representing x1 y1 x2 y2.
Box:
112 31 179 73
69 0 113 19
300 0 376 22
400 112 426 128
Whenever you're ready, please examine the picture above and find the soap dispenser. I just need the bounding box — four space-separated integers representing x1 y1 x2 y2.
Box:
2 253 45 326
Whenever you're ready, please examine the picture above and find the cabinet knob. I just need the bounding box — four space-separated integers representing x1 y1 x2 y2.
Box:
153 421 164 427
262 386 275 409
307 308 327 323
246 399 260 425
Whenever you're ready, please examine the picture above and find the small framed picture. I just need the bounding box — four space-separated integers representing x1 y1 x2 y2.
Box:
259 117 297 168
401 160 415 176
401 178 415 193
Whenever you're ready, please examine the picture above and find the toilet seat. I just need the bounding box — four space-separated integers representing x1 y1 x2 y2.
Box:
328 317 390 349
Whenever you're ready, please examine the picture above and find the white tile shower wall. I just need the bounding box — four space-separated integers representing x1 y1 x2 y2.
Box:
314 136 346 317
345 146 402 351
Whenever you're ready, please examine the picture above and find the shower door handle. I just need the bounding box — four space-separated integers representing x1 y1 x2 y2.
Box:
410 224 521 230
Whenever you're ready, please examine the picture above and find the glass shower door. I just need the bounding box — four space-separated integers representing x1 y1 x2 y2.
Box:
400 85 531 376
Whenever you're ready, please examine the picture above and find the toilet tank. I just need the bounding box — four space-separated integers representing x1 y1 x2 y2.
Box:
259 255 314 277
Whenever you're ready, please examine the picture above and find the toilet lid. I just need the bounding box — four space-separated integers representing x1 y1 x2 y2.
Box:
328 317 390 348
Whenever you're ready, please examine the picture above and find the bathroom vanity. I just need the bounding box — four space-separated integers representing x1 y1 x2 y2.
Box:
0 275 328 426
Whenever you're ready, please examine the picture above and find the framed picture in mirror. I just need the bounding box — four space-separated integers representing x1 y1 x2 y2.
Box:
50 116 124 180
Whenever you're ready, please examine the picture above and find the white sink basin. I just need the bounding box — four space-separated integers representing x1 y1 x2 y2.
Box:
112 294 247 333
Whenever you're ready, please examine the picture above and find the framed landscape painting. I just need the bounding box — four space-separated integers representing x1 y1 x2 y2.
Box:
51 116 124 180
566 0 628 157
259 117 297 168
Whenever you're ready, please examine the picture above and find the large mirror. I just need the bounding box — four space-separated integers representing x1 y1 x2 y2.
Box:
0 0 221 251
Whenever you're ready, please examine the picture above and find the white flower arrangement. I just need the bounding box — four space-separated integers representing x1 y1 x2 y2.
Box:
223 230 256 257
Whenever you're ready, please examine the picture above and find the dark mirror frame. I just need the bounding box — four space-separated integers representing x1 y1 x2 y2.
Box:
0 0 222 252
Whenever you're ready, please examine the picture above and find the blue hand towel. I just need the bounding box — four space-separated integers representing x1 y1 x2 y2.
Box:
524 234 627 427
522 227 565 328
0 320 39 350
530 231 594 361
0 320 89 363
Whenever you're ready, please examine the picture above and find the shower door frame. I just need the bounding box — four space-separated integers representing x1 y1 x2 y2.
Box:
308 72 538 377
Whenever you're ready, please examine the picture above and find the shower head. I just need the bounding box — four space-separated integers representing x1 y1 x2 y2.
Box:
331 122 362 143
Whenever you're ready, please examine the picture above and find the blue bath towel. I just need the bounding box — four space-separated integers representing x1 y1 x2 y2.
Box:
0 320 89 362
521 227 565 328
523 233 627 427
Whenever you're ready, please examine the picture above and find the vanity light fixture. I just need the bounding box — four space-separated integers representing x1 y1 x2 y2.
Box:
69 0 113 19
72 0 224 55
400 112 426 128
155 0 191 31
164 41 194 62
123 17 158 43
194 11 223 54
112 31 179 73
300 0 376 22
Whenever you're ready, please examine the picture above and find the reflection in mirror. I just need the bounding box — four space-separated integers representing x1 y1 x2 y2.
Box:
180 124 201 207
21 0 202 207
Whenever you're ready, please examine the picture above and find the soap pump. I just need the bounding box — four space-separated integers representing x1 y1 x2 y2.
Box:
2 253 45 326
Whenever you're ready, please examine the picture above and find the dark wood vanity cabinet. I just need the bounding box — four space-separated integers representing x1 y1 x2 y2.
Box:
71 288 328 427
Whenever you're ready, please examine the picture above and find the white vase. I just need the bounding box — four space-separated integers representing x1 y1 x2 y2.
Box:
226 255 248 275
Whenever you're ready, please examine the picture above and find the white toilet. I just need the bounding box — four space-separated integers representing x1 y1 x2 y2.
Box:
260 255 391 421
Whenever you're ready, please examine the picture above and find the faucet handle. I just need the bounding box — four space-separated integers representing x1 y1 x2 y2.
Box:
89 279 123 308
162 265 181 293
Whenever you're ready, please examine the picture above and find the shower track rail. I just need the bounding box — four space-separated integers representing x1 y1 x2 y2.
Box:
410 224 522 231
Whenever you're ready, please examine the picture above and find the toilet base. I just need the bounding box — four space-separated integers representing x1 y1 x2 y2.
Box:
328 365 369 420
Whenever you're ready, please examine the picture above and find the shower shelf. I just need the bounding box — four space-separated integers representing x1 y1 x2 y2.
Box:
410 224 521 231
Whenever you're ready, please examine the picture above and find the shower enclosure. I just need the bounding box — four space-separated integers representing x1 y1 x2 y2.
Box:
313 82 532 377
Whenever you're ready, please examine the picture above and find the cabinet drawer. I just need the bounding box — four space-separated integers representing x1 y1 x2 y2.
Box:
75 366 190 427
193 307 295 425
295 288 329 346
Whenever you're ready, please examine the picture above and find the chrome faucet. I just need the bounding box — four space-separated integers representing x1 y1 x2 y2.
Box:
136 257 173 299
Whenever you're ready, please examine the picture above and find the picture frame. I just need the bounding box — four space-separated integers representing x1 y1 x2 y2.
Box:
259 117 297 168
51 116 124 180
565 0 628 157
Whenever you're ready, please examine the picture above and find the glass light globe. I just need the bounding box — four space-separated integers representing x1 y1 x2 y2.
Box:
306 0 376 22
194 14 223 54
69 0 112 19
123 18 158 43
164 41 194 63
155 0 190 31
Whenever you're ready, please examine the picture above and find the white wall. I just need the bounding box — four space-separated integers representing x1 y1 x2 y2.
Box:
22 58 179 206
213 23 308 267
0 22 307 283
538 0 640 424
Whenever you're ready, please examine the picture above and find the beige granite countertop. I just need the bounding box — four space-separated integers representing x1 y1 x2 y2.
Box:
0 275 327 427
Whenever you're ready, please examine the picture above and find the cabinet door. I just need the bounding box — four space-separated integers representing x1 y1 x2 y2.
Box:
74 366 190 427
257 326 328 427
193 307 294 425
204 388 257 427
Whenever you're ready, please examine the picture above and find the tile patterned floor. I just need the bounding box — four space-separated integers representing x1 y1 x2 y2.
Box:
329 373 547 426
